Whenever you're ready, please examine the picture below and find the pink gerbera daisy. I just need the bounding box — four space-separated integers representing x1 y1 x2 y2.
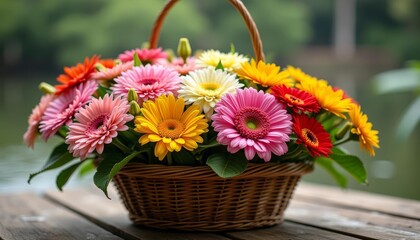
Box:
39 81 98 141
23 94 54 148
212 88 292 162
167 57 198 75
66 94 133 159
112 65 181 104
92 61 134 81
118 48 168 64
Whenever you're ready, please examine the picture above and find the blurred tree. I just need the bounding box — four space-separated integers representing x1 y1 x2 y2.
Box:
357 0 420 61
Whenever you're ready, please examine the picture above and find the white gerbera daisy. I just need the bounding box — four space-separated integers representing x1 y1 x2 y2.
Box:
196 50 249 72
178 68 243 119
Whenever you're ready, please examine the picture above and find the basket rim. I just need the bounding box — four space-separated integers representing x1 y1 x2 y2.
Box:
116 161 313 180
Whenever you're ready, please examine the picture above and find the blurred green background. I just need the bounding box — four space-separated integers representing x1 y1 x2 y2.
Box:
1 0 419 199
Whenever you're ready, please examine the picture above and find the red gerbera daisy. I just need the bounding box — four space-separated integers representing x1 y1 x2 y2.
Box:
271 85 320 113
55 55 100 95
293 114 332 157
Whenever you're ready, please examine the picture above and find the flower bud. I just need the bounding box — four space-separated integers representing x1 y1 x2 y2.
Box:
39 82 56 94
127 88 138 102
177 37 191 64
94 63 106 71
129 100 141 116
335 123 351 140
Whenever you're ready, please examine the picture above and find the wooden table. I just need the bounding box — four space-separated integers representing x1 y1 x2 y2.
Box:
1 182 420 240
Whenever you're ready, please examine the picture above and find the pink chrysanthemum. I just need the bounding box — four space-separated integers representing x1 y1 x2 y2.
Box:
212 88 292 161
118 48 168 64
39 81 98 141
167 57 198 75
66 94 133 160
92 61 133 81
23 94 54 148
112 65 181 104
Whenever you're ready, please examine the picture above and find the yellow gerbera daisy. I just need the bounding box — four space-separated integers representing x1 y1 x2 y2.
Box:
196 50 248 71
134 94 208 160
298 77 352 119
287 65 328 87
235 59 293 87
349 103 380 156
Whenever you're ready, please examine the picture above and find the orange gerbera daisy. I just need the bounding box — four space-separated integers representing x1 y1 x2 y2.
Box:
55 55 100 94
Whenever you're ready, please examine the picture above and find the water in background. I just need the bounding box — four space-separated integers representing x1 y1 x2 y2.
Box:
1 68 419 199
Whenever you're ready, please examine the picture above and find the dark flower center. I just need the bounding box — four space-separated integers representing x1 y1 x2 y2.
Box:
302 128 319 147
233 107 270 140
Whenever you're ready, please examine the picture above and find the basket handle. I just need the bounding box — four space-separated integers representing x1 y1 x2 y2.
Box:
149 0 265 62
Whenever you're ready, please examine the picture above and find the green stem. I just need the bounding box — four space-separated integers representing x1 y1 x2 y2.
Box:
282 145 304 160
325 118 345 132
57 127 67 139
167 152 173 165
333 136 352 146
112 138 131 153
197 141 220 149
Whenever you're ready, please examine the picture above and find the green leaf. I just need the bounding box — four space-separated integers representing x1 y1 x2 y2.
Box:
28 142 74 183
78 159 95 177
207 152 248 178
56 161 83 191
372 69 420 94
396 97 420 140
215 60 224 71
97 84 110 98
330 149 368 185
315 157 347 188
94 147 139 198
133 52 142 67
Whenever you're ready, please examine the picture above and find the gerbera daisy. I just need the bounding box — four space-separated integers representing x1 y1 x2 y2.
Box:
178 68 243 119
98 58 116 69
134 94 208 161
212 88 292 162
196 50 248 71
270 85 320 113
92 61 133 81
23 94 54 148
118 47 168 64
293 114 333 158
349 104 380 156
55 55 99 95
235 59 293 87
40 81 98 141
298 77 351 118
112 65 181 104
167 57 198 75
66 94 133 160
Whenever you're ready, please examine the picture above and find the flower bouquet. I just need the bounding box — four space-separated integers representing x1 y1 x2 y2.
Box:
24 0 379 231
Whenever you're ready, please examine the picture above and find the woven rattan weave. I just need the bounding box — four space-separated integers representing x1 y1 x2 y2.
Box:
113 162 313 231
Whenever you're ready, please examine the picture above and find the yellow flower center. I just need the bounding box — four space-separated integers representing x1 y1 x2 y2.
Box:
285 93 304 105
157 119 185 139
302 128 319 147
201 82 220 91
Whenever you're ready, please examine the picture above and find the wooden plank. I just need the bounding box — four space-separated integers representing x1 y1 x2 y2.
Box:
295 183 420 220
0 193 120 240
286 199 420 240
44 187 230 240
225 221 360 240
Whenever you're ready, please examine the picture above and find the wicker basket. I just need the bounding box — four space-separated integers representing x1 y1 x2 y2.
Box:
113 0 314 231
113 162 313 231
